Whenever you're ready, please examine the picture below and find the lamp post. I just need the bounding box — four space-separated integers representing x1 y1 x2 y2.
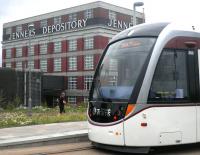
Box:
28 24 34 116
133 2 144 25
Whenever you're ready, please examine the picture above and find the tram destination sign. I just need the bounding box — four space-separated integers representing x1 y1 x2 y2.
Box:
5 18 133 41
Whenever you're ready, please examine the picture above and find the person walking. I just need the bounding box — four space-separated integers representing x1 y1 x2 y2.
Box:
57 92 66 114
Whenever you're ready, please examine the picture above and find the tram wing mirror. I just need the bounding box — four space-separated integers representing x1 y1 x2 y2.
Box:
184 41 197 49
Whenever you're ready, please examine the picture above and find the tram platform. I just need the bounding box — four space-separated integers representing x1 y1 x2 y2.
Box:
0 121 88 149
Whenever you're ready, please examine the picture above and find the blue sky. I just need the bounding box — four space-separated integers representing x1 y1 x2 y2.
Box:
1 0 200 66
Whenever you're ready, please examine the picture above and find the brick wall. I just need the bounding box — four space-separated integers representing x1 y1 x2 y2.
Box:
77 38 84 51
62 40 68 53
93 7 109 18
22 46 28 57
34 44 40 55
94 36 109 49
11 48 16 58
77 55 83 71
47 58 53 73
2 49 6 59
62 57 67 72
48 42 54 54
34 59 40 69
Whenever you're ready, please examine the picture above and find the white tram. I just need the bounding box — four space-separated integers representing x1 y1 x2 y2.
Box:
87 22 200 153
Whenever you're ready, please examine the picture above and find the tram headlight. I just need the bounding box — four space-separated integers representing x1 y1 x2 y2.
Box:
125 104 135 116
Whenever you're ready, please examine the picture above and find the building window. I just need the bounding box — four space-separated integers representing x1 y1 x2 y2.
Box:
54 41 61 53
16 62 22 69
40 43 47 55
136 17 143 25
109 10 116 20
84 96 89 104
6 49 11 58
40 19 47 28
54 16 61 24
84 55 94 70
69 13 77 21
28 60 34 69
16 47 22 57
68 56 77 71
54 58 61 72
84 76 93 90
40 59 47 72
84 9 93 19
6 27 11 35
130 16 134 24
28 23 35 28
68 76 77 89
16 25 22 32
68 96 76 104
84 37 93 49
5 63 11 68
69 39 77 51
29 45 34 56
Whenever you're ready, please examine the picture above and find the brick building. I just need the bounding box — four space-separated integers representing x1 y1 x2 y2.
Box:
2 1 144 104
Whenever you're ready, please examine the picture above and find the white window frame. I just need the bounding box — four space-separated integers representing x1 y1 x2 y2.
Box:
6 27 11 35
68 96 76 104
84 37 94 50
6 49 11 58
16 25 22 32
40 43 47 55
84 96 89 104
28 60 34 69
54 41 61 53
69 39 77 51
69 13 77 21
68 56 77 71
40 19 47 28
5 62 11 68
54 58 61 72
84 9 93 19
68 76 77 90
84 76 93 90
16 47 22 57
54 16 61 25
109 10 116 20
40 59 47 72
84 55 94 70
29 45 34 56
16 62 23 69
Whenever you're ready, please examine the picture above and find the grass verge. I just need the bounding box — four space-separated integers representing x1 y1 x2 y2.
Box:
0 105 87 128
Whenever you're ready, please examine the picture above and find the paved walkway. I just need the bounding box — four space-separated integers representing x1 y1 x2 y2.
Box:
0 121 88 148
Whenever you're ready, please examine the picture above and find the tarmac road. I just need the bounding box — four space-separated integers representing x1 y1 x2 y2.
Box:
2 142 200 155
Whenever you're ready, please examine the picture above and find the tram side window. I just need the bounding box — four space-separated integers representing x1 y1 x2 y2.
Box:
148 49 189 103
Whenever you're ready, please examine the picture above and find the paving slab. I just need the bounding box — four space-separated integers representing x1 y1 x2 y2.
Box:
0 121 88 149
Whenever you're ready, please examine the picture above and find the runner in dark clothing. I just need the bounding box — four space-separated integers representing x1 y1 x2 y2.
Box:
58 92 66 114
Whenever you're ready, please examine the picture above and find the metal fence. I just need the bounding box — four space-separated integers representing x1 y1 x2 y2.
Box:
0 68 42 108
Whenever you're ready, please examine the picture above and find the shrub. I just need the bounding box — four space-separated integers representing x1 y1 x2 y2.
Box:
12 96 22 108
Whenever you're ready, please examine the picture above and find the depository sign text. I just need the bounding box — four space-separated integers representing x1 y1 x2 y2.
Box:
11 19 87 40
11 18 132 40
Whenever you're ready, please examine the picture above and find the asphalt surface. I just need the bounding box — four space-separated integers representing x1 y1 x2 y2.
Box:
2 142 200 155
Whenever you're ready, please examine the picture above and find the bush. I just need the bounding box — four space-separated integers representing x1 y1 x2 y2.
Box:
6 102 15 110
12 96 22 108
0 90 7 109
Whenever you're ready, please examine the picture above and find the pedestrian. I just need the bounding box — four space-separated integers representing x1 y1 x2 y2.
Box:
57 92 66 114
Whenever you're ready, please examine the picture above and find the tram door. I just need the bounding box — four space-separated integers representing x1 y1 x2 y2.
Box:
196 49 200 142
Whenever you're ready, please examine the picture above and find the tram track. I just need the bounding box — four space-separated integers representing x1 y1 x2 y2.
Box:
29 146 94 155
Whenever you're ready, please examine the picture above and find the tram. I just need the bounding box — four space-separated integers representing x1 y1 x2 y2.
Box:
87 22 200 153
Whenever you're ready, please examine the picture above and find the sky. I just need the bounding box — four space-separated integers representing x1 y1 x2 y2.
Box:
1 0 200 66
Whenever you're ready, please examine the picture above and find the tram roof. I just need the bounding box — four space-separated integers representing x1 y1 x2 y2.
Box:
110 22 169 42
